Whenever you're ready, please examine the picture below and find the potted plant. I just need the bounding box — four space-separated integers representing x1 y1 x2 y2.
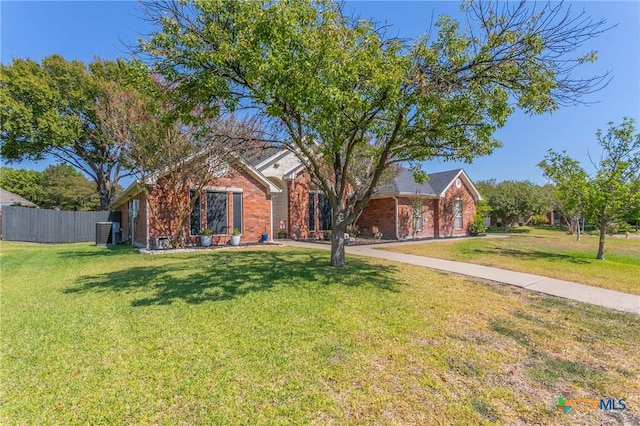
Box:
261 229 269 243
277 229 287 239
200 228 213 247
230 228 241 246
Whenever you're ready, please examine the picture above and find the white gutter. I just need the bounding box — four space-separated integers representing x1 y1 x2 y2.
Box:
270 196 274 242
392 196 399 239
145 189 151 250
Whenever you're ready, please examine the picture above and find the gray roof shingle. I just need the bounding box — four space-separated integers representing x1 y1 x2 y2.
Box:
375 168 463 196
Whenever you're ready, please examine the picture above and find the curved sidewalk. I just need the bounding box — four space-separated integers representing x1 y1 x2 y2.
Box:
286 241 640 315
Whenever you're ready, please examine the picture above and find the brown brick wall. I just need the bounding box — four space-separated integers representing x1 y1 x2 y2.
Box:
357 197 438 239
146 166 272 246
117 164 272 248
356 198 397 239
116 192 148 247
439 180 477 237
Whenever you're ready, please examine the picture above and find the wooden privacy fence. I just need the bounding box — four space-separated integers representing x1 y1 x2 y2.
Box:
1 206 118 243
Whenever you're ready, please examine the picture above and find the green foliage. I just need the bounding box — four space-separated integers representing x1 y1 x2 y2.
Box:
477 180 550 231
531 214 549 226
410 195 424 238
0 55 145 209
141 0 609 266
0 165 100 210
0 167 43 205
39 164 101 210
540 118 640 259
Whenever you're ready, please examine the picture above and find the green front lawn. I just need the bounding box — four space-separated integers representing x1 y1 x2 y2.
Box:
1 242 639 424
384 227 640 295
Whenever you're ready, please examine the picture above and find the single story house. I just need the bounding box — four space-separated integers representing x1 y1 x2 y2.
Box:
110 155 281 248
111 148 481 248
0 187 39 209
253 150 481 240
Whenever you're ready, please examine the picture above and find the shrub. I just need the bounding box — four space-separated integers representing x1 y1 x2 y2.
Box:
469 214 487 235
532 214 549 225
372 226 383 240
346 224 359 238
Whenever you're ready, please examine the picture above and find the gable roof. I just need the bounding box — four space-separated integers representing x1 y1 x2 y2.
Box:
0 187 38 208
373 168 481 201
110 155 281 210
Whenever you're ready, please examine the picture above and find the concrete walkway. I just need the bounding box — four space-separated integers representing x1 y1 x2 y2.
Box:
286 240 640 315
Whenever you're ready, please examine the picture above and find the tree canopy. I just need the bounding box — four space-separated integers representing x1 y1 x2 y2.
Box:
140 0 610 265
540 118 640 259
0 165 101 210
476 179 550 231
0 55 144 209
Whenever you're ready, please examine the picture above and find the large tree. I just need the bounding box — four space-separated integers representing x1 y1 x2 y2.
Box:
0 55 140 209
477 179 550 231
140 0 609 266
541 118 640 259
96 67 267 248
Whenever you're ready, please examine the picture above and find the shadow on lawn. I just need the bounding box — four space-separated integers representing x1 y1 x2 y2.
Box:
469 247 590 264
64 250 400 306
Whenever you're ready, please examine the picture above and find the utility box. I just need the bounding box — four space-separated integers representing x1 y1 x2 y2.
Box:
96 222 113 246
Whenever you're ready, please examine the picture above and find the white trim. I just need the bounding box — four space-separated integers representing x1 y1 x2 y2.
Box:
368 192 439 200
283 163 305 180
392 196 399 239
196 186 244 193
438 170 482 201
145 190 151 250
253 149 290 170
110 181 145 209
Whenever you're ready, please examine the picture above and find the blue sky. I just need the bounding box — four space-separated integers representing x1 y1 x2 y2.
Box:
2 1 639 186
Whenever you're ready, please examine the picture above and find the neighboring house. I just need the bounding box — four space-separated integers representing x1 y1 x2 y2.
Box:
0 187 39 209
0 187 39 240
111 149 481 248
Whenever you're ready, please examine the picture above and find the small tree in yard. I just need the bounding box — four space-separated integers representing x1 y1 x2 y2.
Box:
140 0 610 266
539 150 590 240
410 193 423 239
97 70 266 248
540 118 640 259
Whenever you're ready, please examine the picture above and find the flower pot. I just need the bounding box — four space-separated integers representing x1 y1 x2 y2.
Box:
230 235 241 246
201 235 212 247
261 233 268 242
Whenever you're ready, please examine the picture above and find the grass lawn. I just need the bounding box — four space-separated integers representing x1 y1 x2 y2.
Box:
384 227 640 295
1 241 639 424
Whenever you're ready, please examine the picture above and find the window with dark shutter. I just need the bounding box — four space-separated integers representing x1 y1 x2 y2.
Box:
232 192 242 233
190 190 201 235
206 192 228 234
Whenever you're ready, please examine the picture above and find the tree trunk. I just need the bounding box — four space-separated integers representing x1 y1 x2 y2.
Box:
575 217 581 241
596 226 606 260
330 222 347 267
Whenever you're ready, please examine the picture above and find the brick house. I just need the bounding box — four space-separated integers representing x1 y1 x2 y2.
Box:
252 150 481 240
112 148 480 248
111 156 281 248
355 168 481 239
